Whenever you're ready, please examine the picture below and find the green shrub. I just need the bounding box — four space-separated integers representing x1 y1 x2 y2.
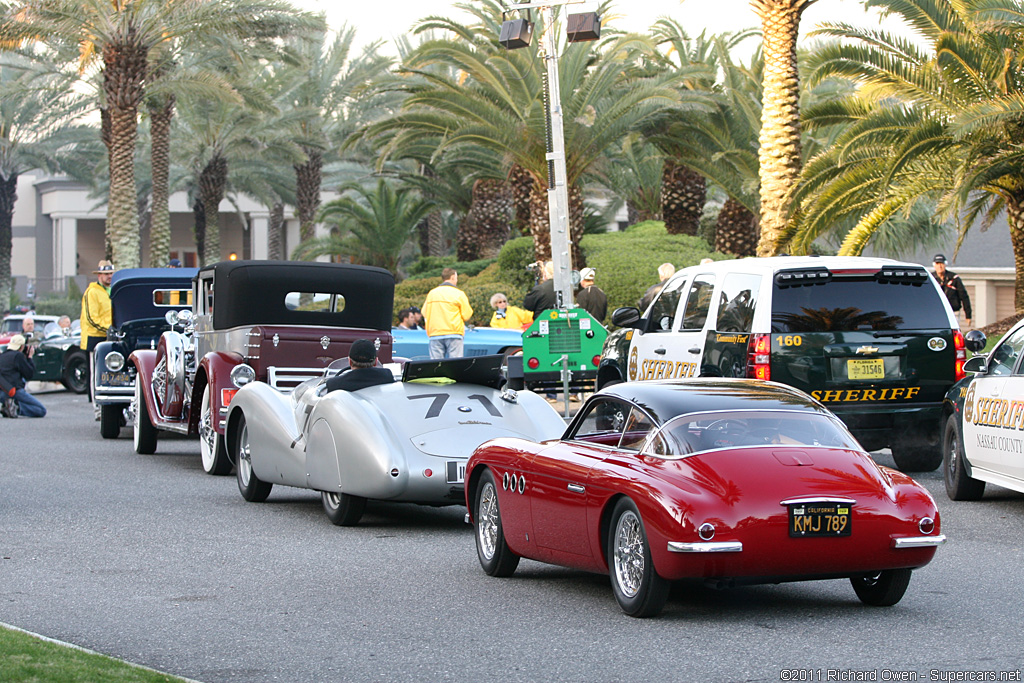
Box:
579 223 725 324
33 297 80 318
396 223 730 328
405 255 495 280
65 277 82 303
394 263 529 327
496 236 537 290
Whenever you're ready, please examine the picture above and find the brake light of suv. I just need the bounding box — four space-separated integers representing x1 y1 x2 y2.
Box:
954 330 967 382
747 334 771 380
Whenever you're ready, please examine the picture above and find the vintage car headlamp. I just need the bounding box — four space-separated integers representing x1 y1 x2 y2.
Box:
164 310 179 326
229 363 256 388
104 351 125 372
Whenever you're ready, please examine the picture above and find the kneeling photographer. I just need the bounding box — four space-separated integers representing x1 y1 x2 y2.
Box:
0 334 47 418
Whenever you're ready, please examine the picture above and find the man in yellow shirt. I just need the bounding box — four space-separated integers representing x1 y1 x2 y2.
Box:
489 292 533 330
422 268 473 359
80 260 114 405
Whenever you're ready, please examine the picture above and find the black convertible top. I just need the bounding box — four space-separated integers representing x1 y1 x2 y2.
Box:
200 260 395 331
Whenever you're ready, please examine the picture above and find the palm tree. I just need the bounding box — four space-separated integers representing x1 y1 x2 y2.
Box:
174 54 307 265
0 0 321 269
750 0 817 257
365 1 688 266
294 178 435 275
647 35 763 256
795 0 1024 305
268 27 395 251
649 20 722 236
0 52 90 309
594 133 663 224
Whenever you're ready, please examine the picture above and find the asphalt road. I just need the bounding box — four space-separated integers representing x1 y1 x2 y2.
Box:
2 389 1023 683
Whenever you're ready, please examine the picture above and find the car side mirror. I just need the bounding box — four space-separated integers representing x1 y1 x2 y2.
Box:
611 306 641 329
963 355 987 374
964 329 986 353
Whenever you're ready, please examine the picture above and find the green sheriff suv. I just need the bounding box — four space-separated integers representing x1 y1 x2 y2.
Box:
600 255 968 471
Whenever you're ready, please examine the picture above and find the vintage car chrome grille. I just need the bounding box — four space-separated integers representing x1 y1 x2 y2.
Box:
267 366 328 392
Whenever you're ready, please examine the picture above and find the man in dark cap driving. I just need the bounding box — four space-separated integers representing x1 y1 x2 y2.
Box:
326 339 395 393
931 254 972 328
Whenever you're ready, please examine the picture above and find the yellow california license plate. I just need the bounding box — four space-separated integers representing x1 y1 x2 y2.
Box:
847 358 884 380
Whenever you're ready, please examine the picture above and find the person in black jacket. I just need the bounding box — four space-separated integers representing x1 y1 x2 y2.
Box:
932 254 972 328
326 339 395 393
575 267 607 322
523 261 557 316
0 335 46 417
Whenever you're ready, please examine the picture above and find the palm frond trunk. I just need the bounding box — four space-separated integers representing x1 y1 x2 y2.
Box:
756 0 807 257
0 173 16 311
148 94 175 268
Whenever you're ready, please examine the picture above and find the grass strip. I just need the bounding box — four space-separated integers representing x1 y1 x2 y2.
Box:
0 623 192 683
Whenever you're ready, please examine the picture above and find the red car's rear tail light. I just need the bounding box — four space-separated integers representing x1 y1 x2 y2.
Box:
747 334 771 381
954 330 967 382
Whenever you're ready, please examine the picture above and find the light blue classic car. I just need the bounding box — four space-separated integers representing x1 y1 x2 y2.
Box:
391 326 522 360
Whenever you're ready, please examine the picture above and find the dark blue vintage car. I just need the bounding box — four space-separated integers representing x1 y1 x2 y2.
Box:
95 268 198 438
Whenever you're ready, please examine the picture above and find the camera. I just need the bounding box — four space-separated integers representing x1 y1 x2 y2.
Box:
526 262 541 273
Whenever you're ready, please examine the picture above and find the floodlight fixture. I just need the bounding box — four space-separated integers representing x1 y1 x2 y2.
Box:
566 11 601 42
499 11 534 50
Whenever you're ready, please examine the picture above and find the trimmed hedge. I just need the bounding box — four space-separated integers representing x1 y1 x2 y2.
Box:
578 221 725 323
394 262 529 327
395 223 728 327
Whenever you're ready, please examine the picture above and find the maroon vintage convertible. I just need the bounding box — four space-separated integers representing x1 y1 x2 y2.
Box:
464 379 945 617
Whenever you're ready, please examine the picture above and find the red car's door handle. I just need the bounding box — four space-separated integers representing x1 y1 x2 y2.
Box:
567 483 585 493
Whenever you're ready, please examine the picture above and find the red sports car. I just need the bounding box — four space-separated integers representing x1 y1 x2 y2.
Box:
465 379 946 617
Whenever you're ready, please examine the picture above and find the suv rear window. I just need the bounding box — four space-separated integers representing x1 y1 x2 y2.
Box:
771 274 947 332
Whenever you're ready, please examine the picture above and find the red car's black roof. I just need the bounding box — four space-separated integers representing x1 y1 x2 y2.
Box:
593 379 832 425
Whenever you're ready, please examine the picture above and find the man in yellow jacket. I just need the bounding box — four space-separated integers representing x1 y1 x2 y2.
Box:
422 268 473 359
80 260 114 405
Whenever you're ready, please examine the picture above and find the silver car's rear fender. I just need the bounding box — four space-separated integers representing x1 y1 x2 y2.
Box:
227 382 306 487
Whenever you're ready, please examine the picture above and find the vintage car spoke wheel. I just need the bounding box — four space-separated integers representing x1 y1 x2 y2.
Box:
850 568 912 606
474 469 519 577
943 415 985 501
321 491 366 527
608 498 669 618
199 385 232 475
62 352 89 394
99 404 122 439
133 380 158 455
235 415 272 502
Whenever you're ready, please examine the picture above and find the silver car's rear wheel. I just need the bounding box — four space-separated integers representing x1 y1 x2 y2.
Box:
199 384 231 475
608 497 668 618
235 414 272 502
321 491 366 526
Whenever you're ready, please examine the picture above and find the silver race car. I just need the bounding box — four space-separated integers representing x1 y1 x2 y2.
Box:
224 355 566 526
